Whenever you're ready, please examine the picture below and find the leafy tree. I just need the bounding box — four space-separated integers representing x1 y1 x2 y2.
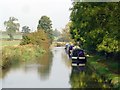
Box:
22 26 31 34
52 29 61 37
97 3 120 53
58 22 74 42
70 2 120 57
37 16 53 43
4 17 20 40
37 16 52 31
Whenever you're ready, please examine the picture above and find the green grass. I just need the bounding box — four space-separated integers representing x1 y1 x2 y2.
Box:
1 40 21 47
0 33 22 39
0 33 22 48
87 55 120 88
2 45 46 69
88 54 119 73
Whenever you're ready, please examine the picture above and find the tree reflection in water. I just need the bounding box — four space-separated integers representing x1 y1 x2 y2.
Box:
70 66 110 88
0 69 1 79
1 59 21 79
61 49 71 68
37 51 53 80
1 50 53 81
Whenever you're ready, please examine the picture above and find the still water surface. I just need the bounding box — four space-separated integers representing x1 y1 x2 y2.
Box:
1 47 110 88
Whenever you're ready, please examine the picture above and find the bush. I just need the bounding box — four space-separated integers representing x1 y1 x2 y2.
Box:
20 35 31 45
20 29 51 50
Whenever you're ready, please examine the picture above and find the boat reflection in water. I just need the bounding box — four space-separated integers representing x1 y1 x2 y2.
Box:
70 66 87 88
69 66 110 88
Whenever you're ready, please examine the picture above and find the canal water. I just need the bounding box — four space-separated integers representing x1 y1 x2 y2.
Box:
0 47 110 88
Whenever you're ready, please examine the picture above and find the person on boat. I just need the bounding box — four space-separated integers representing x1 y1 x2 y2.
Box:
68 43 74 58
65 43 69 50
73 42 80 50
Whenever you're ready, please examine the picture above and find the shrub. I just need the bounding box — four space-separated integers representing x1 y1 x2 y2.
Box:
20 29 51 50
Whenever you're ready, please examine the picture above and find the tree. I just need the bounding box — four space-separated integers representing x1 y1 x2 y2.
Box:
52 29 61 37
37 16 53 43
37 16 52 32
58 22 74 42
22 26 31 34
4 17 20 40
70 2 120 57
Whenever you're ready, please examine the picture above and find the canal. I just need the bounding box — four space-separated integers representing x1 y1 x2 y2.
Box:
0 47 110 88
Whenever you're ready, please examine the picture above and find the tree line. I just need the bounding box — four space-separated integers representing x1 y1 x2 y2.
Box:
3 16 50 48
20 16 54 49
69 2 120 58
3 16 62 48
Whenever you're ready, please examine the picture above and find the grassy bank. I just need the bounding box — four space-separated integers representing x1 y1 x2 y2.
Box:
0 40 21 51
1 40 21 47
87 55 120 88
0 32 22 40
2 45 46 69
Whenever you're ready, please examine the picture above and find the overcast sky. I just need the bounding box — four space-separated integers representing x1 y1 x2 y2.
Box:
0 0 72 31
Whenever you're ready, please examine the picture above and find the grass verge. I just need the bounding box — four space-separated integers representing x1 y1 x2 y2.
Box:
2 45 46 69
1 40 21 47
87 55 120 88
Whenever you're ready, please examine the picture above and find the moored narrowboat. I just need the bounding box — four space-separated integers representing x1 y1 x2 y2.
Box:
71 48 87 66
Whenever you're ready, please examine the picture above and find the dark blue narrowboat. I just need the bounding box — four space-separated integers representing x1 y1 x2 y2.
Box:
71 48 87 66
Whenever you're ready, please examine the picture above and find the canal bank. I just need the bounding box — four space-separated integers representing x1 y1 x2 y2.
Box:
87 55 120 88
1 47 119 88
2 45 46 69
1 47 71 88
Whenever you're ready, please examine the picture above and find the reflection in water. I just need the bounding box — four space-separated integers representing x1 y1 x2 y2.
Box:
61 49 71 68
1 47 112 88
70 66 87 88
0 69 1 79
1 50 53 88
70 66 110 88
37 51 53 80
2 59 22 79
2 51 53 81
0 69 1 89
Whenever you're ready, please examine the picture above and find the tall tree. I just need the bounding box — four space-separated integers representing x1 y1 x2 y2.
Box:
4 17 20 40
70 2 120 56
37 16 52 32
22 26 31 34
37 16 53 43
